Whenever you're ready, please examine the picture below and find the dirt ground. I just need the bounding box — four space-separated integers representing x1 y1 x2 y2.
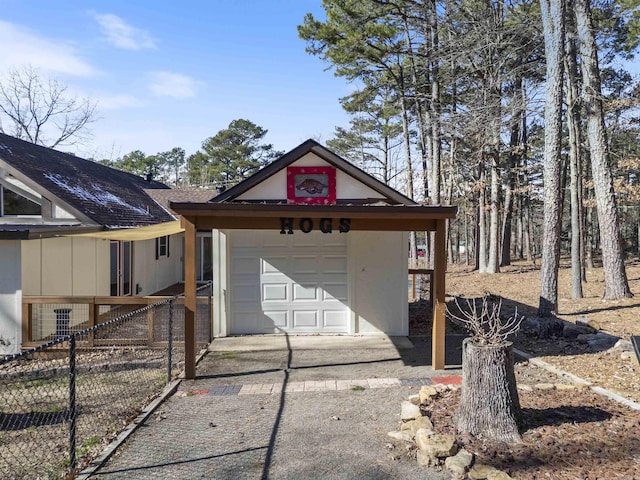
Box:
415 259 640 479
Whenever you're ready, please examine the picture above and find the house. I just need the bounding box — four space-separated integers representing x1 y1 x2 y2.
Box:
0 133 185 354
171 139 457 378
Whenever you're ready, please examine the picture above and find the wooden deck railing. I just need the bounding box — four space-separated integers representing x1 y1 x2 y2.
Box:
408 268 434 305
21 294 211 349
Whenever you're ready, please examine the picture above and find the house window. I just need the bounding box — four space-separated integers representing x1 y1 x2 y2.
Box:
1 186 40 216
156 236 170 259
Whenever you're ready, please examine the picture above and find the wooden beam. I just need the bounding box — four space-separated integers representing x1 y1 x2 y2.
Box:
432 219 447 370
193 216 437 232
183 216 197 379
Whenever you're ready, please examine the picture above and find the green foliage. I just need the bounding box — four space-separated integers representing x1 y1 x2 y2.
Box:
190 118 282 188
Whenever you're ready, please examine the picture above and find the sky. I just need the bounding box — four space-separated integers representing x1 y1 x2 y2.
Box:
0 1 351 160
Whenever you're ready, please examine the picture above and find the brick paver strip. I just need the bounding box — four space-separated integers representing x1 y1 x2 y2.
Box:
204 376 460 396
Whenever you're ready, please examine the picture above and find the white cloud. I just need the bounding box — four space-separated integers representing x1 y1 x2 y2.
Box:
149 71 200 98
91 13 157 50
0 21 96 76
95 94 145 110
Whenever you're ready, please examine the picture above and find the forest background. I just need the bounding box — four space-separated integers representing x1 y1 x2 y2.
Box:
2 0 640 318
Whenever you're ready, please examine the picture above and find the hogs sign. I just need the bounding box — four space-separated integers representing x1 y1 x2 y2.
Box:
280 217 351 234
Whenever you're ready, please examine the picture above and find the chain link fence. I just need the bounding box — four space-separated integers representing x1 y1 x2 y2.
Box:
0 282 212 480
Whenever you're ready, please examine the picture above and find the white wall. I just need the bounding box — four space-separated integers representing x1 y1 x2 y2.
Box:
236 153 385 201
350 231 408 335
132 233 182 295
0 240 21 354
22 237 109 296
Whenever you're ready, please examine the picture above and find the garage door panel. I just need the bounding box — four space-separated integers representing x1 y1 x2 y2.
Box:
323 310 347 328
292 256 318 274
293 310 318 328
322 283 348 301
263 311 287 329
263 283 288 301
231 312 259 334
231 282 260 302
232 257 260 275
262 257 289 274
293 283 318 301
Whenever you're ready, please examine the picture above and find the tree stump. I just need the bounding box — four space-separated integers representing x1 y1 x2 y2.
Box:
454 337 523 443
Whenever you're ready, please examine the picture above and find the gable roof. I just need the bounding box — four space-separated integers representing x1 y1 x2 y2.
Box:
212 139 417 205
0 133 174 228
144 188 216 213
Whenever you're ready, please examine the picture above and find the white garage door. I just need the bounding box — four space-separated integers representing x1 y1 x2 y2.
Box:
229 230 349 334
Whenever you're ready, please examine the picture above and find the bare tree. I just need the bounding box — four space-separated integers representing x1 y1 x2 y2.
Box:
538 0 566 317
0 66 97 148
574 0 633 300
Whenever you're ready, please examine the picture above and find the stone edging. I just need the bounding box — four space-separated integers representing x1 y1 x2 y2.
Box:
512 346 640 412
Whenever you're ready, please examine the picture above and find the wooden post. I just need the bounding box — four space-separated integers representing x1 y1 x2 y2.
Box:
88 300 97 347
22 302 32 345
432 219 447 370
183 216 197 379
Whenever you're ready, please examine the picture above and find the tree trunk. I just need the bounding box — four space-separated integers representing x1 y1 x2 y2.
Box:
574 0 633 299
566 17 584 299
478 168 488 273
455 338 523 443
538 0 566 317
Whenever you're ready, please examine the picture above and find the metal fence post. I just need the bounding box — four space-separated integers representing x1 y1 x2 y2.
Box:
207 282 213 342
69 334 77 471
167 299 173 383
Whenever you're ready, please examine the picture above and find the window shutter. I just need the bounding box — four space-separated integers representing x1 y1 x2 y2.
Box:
155 237 159 260
167 235 170 258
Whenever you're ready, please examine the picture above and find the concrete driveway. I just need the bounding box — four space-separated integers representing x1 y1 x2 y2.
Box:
89 335 464 479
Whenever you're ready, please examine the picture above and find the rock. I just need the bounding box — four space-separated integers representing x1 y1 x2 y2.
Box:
613 339 633 352
410 416 434 436
621 351 636 361
555 383 576 390
419 385 439 403
576 317 600 331
401 400 422 421
416 449 439 467
487 471 513 480
534 383 556 391
517 384 532 391
407 394 421 405
415 431 458 457
387 430 412 442
445 449 474 475
468 464 500 479
400 420 414 431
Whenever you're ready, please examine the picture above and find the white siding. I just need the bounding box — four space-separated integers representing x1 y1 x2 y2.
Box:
236 152 385 201
350 231 408 335
0 240 21 354
22 237 109 296
131 233 182 295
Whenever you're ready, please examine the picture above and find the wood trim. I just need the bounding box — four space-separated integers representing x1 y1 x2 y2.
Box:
183 216 197 379
432 219 447 370
22 302 32 344
192 217 439 232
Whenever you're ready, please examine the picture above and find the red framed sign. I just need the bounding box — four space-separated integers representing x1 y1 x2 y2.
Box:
287 166 336 205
